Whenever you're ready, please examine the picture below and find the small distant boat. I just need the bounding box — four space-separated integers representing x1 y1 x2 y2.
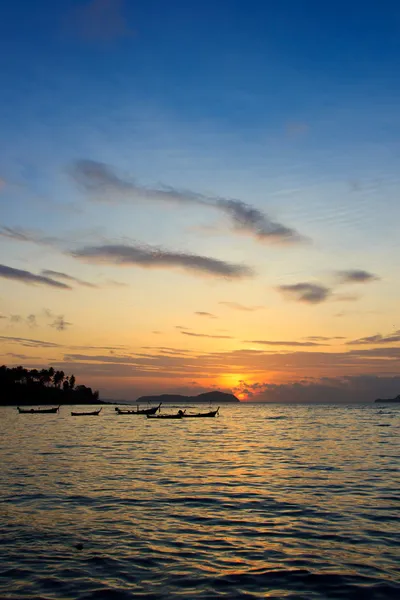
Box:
17 406 60 414
115 403 162 415
71 408 102 416
147 410 184 420
182 407 220 418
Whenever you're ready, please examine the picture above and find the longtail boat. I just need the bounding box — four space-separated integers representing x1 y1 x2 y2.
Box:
182 407 219 418
71 408 102 416
147 410 185 420
115 403 161 415
17 406 60 414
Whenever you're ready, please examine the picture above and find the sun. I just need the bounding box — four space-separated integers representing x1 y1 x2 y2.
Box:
219 373 249 399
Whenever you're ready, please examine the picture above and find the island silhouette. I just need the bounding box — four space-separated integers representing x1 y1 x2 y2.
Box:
374 395 400 403
0 365 102 406
0 365 240 407
135 391 240 404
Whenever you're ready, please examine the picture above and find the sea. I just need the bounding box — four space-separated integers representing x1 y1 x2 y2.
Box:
0 402 399 600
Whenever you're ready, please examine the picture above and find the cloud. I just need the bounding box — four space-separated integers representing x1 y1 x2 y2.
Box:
6 353 40 360
219 301 263 312
233 375 400 403
277 282 331 304
305 336 346 341
8 312 46 328
347 330 400 345
0 226 60 247
50 316 72 332
333 293 360 302
336 270 379 284
0 264 71 289
41 269 97 288
39 341 400 401
10 315 22 324
194 311 217 319
26 314 37 328
181 331 233 339
0 335 61 348
244 339 325 347
0 334 124 351
71 243 253 279
105 279 129 288
70 159 305 244
215 198 305 243
70 0 132 42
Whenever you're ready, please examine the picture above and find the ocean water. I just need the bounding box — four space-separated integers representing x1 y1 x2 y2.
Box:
0 403 399 600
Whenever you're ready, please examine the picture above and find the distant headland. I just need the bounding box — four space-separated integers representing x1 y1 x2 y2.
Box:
375 395 400 403
135 391 240 404
0 365 103 406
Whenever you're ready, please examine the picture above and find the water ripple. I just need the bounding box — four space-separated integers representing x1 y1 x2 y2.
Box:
0 403 399 599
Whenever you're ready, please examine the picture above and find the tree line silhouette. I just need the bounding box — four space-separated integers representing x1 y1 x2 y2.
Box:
0 365 101 406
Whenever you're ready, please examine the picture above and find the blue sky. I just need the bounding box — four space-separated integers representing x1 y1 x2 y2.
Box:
1 0 400 401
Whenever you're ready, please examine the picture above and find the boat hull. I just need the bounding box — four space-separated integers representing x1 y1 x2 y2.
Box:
183 408 219 418
17 406 59 414
116 403 161 415
71 409 102 416
147 414 182 419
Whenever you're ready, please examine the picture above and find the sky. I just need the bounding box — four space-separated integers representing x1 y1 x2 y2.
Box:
1 0 400 402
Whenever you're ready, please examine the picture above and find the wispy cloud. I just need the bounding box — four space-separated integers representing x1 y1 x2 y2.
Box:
10 315 23 324
244 339 325 347
70 159 305 244
50 316 72 331
215 198 305 243
305 336 346 341
277 282 331 304
233 375 400 403
26 314 37 328
0 226 60 247
69 0 132 42
6 352 39 360
0 265 72 290
219 301 263 312
336 270 379 284
194 311 217 318
41 269 98 288
0 335 62 348
333 293 360 302
347 330 400 345
105 279 129 288
71 243 253 279
0 334 124 351
181 331 233 339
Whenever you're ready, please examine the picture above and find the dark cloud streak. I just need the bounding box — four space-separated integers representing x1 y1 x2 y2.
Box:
41 269 97 288
347 330 400 345
336 270 379 284
70 159 305 244
181 331 233 339
245 339 325 347
278 282 331 304
219 301 263 312
71 243 253 279
0 264 72 289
